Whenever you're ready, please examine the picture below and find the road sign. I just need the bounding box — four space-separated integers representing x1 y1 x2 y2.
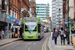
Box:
65 20 68 24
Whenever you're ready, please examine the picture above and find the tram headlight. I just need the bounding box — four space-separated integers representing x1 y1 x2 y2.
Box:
33 33 37 36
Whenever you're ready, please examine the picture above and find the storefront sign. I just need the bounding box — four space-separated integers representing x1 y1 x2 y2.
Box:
7 15 14 20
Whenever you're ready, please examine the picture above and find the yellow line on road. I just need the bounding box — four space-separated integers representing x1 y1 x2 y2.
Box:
45 37 48 50
42 37 47 50
42 36 49 50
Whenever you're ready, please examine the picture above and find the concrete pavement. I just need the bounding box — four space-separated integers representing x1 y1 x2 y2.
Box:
48 32 75 50
0 38 20 46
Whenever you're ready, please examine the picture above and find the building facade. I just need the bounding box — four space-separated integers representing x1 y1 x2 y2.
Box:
63 0 66 19
21 0 29 11
9 0 29 20
0 0 10 31
29 0 36 17
36 3 50 20
0 0 30 31
52 0 63 28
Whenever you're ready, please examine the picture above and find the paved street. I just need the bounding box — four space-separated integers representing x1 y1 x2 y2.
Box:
0 32 50 50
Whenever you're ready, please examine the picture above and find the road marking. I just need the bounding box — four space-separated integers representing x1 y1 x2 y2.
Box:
42 37 47 50
42 36 49 50
28 42 36 50
34 43 36 44
45 38 48 50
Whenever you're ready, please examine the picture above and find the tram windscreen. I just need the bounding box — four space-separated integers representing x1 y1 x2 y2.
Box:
25 18 37 31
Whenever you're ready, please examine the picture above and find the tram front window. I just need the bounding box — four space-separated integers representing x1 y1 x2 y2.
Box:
25 18 37 31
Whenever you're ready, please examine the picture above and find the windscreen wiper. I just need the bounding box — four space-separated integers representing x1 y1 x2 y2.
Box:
28 30 31 33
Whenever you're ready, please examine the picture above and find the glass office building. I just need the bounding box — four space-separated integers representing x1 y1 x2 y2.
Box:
36 4 50 20
52 0 63 28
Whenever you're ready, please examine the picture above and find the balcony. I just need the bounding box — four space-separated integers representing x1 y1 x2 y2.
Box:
0 12 6 22
0 12 12 23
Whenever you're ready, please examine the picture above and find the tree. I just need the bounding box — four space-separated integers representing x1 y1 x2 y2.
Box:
22 9 29 17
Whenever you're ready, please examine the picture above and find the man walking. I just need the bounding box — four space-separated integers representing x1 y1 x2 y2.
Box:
53 28 58 44
19 27 23 38
11 27 14 38
60 27 64 45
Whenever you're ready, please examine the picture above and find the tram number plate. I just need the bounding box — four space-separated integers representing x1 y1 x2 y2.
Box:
29 33 32 35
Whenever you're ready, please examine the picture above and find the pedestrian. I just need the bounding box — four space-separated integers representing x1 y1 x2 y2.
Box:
15 28 18 38
65 27 69 45
71 28 75 45
11 27 14 38
1 29 5 39
53 28 58 44
63 30 67 45
57 29 60 36
60 27 64 45
19 26 23 38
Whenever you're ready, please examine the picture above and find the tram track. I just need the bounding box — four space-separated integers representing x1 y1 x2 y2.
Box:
0 40 36 50
10 41 36 50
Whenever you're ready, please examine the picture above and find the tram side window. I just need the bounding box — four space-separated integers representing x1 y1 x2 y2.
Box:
22 24 24 32
38 24 41 33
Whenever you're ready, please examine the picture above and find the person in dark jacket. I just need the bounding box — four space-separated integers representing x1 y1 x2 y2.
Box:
20 27 23 38
15 28 18 38
53 28 58 44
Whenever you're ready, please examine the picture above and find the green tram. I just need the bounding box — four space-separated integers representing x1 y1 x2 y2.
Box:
22 17 44 40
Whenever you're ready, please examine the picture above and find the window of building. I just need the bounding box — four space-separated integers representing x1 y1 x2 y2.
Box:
2 0 5 10
15 12 17 19
10 10 12 17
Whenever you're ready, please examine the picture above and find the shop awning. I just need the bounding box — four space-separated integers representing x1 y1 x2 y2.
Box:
7 15 14 20
14 20 21 25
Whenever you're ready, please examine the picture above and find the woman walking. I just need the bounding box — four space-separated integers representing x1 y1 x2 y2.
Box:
63 30 67 45
60 27 64 45
1 29 4 39
53 28 58 44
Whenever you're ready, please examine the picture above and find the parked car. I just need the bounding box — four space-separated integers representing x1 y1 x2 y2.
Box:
44 27 48 33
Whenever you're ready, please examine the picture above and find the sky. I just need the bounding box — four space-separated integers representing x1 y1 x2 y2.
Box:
36 0 52 17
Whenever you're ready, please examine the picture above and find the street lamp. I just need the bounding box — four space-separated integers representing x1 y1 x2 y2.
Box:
67 0 70 45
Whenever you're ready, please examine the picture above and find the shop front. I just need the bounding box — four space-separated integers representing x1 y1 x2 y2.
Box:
13 20 21 38
0 13 13 39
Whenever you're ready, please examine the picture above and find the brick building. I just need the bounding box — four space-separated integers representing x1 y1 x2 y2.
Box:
9 0 21 20
9 0 29 20
63 0 66 19
21 0 29 11
0 0 30 30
